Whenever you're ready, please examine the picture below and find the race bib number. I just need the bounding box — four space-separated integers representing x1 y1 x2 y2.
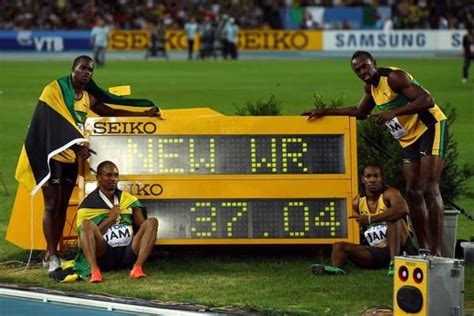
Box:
364 224 388 247
103 223 133 248
385 117 407 139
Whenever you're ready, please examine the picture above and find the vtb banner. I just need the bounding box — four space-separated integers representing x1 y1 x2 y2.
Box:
109 30 323 51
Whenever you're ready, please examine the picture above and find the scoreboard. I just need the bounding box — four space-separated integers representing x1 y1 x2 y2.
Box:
86 134 344 175
81 115 359 245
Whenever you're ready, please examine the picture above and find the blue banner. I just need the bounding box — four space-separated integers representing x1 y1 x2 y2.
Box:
0 30 91 51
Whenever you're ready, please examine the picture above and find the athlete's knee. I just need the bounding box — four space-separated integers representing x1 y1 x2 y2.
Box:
44 203 65 216
80 219 96 234
145 218 159 230
422 180 441 199
405 183 423 199
332 242 342 253
387 219 403 234
43 204 57 215
332 242 350 254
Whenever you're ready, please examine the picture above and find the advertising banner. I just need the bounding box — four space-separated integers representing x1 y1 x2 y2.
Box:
323 30 465 51
0 30 90 51
109 30 323 51
0 30 465 53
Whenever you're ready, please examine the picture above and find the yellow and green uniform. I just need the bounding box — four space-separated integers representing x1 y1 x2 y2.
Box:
359 190 410 249
51 188 144 282
76 189 139 233
358 192 389 249
371 67 447 150
52 89 91 163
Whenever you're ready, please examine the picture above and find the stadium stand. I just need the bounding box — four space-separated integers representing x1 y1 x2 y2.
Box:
1 0 472 31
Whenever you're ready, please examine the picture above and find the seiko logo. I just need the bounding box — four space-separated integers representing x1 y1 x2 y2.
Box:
93 121 157 134
109 30 311 50
119 183 163 196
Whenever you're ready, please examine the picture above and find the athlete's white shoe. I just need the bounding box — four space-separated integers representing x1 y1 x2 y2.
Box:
47 255 61 273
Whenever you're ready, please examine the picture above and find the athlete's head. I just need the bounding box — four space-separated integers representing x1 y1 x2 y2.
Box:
362 164 384 194
351 51 378 84
72 55 94 85
96 161 119 193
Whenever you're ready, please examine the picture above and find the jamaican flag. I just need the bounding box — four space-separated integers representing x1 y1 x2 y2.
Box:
15 75 158 195
50 188 144 282
75 188 141 230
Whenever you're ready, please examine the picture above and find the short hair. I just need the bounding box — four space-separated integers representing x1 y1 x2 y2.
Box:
351 51 375 63
96 161 118 175
363 164 383 175
72 55 93 68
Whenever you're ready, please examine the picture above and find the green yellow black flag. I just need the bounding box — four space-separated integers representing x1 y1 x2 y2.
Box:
15 80 86 195
15 76 158 195
50 189 144 281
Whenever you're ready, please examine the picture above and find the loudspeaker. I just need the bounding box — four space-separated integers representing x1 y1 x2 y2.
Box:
393 255 464 316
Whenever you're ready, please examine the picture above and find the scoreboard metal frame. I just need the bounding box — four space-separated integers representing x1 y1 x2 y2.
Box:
80 115 359 245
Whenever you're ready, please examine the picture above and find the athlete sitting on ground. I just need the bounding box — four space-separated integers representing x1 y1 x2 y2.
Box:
77 160 158 283
311 165 417 276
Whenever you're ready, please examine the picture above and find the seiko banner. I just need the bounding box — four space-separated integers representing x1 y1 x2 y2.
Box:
109 30 323 51
0 30 90 51
323 30 465 51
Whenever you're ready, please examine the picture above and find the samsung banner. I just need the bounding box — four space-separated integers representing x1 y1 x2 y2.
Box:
0 30 90 51
323 30 465 51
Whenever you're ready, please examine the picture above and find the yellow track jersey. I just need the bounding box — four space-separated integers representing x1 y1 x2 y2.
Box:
359 193 389 248
359 193 386 218
53 91 91 163
371 67 446 147
358 190 410 248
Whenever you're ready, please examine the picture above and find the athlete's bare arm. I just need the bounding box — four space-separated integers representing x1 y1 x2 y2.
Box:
373 70 434 124
371 187 409 223
90 95 161 117
302 84 375 120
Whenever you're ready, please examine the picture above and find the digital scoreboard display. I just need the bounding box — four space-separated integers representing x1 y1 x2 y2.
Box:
82 115 359 245
89 135 344 175
142 199 346 239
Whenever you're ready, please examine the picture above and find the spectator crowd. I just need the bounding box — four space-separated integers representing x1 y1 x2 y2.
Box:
0 0 472 31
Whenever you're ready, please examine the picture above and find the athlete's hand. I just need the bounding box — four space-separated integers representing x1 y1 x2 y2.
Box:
302 108 327 121
143 107 163 119
109 205 121 222
349 214 369 225
371 110 396 124
73 145 96 160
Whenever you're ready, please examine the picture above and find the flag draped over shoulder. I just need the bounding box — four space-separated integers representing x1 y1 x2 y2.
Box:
15 75 158 195
50 188 144 282
75 188 141 230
